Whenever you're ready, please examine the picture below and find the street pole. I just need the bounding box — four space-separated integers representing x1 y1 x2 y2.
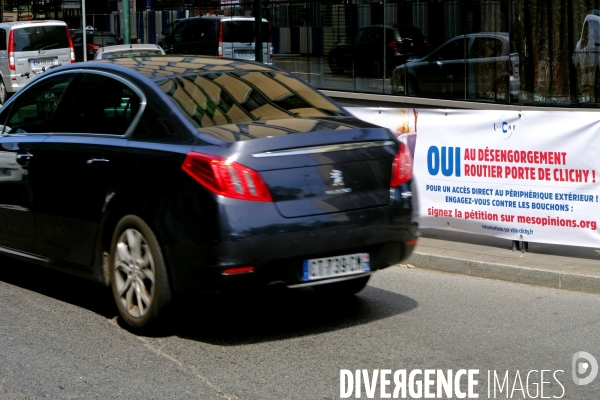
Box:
122 0 131 44
253 0 263 63
82 0 87 61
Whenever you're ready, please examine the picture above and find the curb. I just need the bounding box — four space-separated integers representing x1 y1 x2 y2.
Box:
407 251 600 295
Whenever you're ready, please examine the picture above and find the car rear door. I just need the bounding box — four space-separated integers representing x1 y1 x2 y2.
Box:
223 19 270 61
24 71 141 266
467 36 509 100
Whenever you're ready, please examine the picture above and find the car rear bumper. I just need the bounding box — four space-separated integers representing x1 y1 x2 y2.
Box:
163 185 418 294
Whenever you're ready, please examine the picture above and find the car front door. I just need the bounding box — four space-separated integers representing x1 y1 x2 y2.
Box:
25 71 141 266
418 37 466 98
0 73 75 254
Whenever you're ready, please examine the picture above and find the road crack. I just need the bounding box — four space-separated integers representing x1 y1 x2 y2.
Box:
108 319 244 400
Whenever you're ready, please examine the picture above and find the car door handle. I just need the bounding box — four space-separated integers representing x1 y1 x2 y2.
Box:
16 152 33 167
87 157 110 165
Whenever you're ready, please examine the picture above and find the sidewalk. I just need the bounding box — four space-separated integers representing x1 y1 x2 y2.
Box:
406 228 600 294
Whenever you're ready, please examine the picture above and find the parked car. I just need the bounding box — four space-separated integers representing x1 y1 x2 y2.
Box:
0 56 418 330
391 32 519 100
573 10 600 101
71 30 120 61
94 44 165 59
328 24 429 77
163 16 272 63
0 20 75 104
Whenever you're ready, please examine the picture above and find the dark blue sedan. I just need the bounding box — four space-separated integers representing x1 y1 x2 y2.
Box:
0 56 417 330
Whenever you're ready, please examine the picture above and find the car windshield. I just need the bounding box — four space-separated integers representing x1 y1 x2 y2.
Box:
156 70 345 129
102 50 163 59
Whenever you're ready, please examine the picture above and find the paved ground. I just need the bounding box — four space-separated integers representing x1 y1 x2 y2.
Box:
1 257 600 399
408 228 600 294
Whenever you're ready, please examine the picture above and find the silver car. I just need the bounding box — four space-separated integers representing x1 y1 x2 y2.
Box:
573 10 600 101
94 44 166 59
0 20 74 104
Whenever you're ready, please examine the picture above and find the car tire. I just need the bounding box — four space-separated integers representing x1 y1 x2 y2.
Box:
312 275 370 296
109 215 171 330
0 80 8 105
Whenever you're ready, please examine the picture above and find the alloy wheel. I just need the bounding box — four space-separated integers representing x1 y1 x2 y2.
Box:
113 228 156 318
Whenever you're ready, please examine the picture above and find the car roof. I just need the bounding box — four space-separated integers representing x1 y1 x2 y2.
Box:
97 44 163 54
0 20 67 28
447 32 509 41
173 16 269 22
82 56 278 81
87 31 118 35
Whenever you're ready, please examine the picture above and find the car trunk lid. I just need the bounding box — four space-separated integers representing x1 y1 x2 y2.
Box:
193 118 398 217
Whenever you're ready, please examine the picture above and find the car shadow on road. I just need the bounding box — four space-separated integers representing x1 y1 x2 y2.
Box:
157 284 418 345
0 256 417 343
0 256 118 319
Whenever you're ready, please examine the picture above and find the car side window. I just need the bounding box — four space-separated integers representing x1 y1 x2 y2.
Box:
0 73 74 134
183 21 203 43
582 22 589 48
172 21 189 45
471 38 503 59
58 73 141 135
591 21 600 47
435 38 466 61
200 20 217 41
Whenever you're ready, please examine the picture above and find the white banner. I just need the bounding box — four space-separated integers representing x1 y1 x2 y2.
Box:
346 107 600 247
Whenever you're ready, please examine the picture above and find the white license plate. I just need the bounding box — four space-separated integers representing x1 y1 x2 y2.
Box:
236 51 254 56
302 253 370 281
32 59 54 66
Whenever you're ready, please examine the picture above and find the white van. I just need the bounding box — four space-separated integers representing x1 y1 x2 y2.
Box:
0 20 75 104
164 16 272 63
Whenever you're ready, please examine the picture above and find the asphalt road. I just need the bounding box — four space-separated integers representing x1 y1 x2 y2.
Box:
1 257 599 399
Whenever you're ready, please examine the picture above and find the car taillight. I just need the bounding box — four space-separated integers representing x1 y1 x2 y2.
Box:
391 142 413 187
8 30 14 71
182 152 272 202
87 44 100 51
66 27 75 63
218 21 223 57
387 40 398 53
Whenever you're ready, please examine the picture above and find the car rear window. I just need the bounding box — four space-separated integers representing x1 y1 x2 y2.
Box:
222 21 270 43
102 50 163 59
156 70 345 129
13 25 69 52
92 35 118 46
